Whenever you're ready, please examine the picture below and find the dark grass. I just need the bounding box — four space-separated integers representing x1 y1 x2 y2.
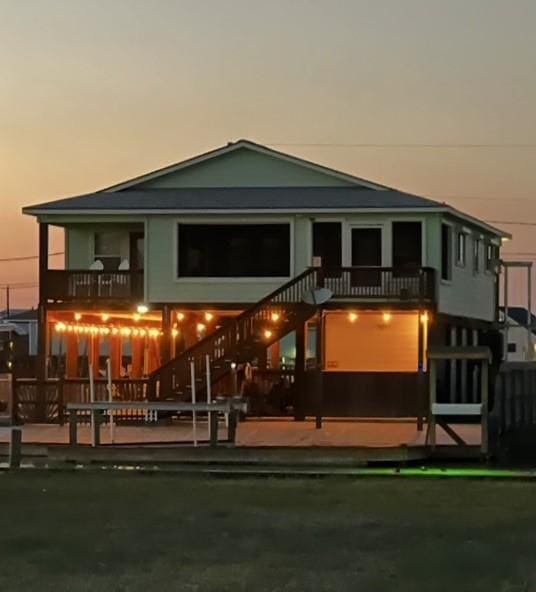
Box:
0 472 535 591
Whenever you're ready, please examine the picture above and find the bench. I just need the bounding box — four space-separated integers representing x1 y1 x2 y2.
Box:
66 400 246 448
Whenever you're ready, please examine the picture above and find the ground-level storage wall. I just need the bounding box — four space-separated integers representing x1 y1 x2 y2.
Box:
323 311 419 372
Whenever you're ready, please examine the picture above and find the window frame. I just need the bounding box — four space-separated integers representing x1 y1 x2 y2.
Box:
441 223 453 282
456 230 467 267
473 235 481 275
174 218 295 282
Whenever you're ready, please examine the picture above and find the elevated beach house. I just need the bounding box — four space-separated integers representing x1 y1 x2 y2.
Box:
23 140 508 418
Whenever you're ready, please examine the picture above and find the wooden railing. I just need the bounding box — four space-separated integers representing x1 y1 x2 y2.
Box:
323 266 435 302
148 266 436 400
148 268 319 399
492 362 536 435
12 377 151 424
43 270 144 302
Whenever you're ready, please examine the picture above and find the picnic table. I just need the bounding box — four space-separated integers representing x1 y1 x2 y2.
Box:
66 399 247 448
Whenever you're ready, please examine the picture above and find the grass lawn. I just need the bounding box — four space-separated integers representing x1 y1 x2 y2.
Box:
0 472 534 591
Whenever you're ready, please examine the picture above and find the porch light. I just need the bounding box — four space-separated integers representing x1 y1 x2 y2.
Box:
383 312 391 323
263 329 273 340
348 312 358 322
74 313 82 321
136 304 149 315
204 312 214 322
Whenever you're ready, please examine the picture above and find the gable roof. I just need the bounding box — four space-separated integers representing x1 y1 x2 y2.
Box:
102 139 387 192
23 187 441 213
21 139 511 238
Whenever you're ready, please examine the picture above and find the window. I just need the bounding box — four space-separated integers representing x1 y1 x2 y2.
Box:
508 343 517 353
312 222 341 269
392 222 422 270
486 242 497 272
441 224 452 281
473 237 480 274
178 224 291 277
456 231 466 266
94 232 123 271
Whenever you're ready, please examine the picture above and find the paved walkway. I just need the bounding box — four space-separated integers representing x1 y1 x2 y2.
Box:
0 418 481 448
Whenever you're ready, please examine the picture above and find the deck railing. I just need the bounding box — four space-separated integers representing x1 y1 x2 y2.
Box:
323 266 435 302
43 270 144 302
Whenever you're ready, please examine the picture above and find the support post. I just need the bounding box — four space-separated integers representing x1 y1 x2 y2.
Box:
9 427 22 469
69 410 78 446
417 311 425 431
428 359 437 449
481 358 489 456
65 333 79 378
161 305 172 364
293 320 306 421
314 312 323 430
209 409 218 448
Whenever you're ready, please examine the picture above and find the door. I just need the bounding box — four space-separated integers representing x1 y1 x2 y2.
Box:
351 227 382 287
312 222 342 277
129 232 145 271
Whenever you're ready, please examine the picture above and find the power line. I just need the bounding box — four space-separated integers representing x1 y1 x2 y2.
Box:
0 251 63 263
486 220 536 227
268 142 536 149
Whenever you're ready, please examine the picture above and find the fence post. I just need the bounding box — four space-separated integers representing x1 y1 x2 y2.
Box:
57 376 65 426
9 427 22 469
11 375 18 425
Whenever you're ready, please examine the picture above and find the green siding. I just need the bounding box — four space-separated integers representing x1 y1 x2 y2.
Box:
134 148 356 189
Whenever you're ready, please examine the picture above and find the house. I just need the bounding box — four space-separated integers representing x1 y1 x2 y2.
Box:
22 139 509 418
500 307 536 362
0 309 38 375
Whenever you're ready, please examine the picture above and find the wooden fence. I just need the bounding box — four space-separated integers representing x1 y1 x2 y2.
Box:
491 362 536 453
12 377 152 425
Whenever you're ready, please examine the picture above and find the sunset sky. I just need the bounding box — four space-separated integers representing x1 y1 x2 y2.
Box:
1 0 536 309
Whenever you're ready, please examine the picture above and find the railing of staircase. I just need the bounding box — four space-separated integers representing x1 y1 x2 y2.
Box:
147 267 319 399
147 265 435 399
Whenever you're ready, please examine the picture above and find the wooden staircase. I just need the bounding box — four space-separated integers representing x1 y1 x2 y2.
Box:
147 268 320 399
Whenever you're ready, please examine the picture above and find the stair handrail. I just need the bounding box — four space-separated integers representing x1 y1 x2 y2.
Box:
148 267 318 381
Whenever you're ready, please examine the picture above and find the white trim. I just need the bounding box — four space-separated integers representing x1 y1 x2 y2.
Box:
24 205 511 238
101 139 386 192
173 217 295 282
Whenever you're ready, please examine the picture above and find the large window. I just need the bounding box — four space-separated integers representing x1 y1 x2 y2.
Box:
178 224 291 278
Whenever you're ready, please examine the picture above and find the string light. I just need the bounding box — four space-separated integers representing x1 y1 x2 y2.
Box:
74 313 82 321
348 312 358 322
270 312 281 322
177 312 185 321
263 329 273 340
196 322 206 333
172 328 179 338
204 312 214 322
383 312 391 323
133 313 141 322
101 313 109 322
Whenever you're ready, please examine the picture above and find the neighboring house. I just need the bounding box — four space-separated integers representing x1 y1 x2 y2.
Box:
22 139 509 416
0 309 38 375
500 307 536 362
